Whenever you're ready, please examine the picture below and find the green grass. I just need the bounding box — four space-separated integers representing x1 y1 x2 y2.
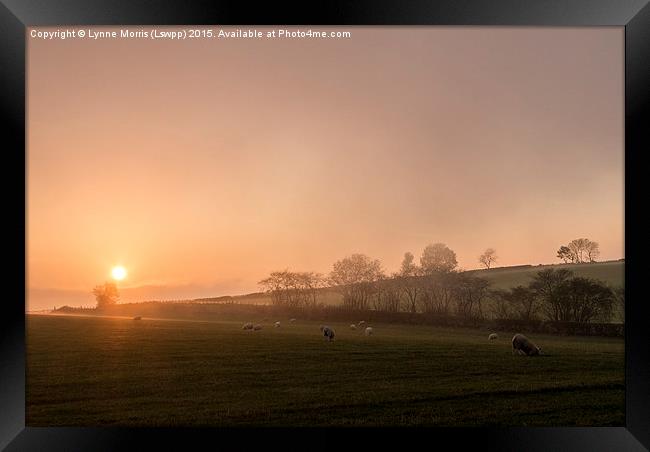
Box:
27 314 624 427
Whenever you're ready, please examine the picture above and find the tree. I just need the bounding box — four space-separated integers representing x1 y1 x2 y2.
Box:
420 243 458 274
478 248 498 269
491 285 539 321
93 282 119 309
419 271 459 315
454 275 491 320
557 238 600 264
561 277 615 323
258 270 324 308
529 268 574 321
557 246 573 263
585 241 600 262
400 251 418 276
329 254 384 310
397 252 421 313
372 275 402 313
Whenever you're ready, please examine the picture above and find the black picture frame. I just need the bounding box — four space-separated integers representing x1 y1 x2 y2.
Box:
2 1 648 450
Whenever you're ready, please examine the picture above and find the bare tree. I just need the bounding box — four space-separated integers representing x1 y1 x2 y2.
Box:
557 246 573 263
585 241 600 262
372 275 402 312
491 285 540 321
529 268 574 321
259 270 324 307
420 243 458 274
566 238 599 264
454 275 491 320
329 254 384 310
478 248 498 269
419 271 459 315
396 252 421 313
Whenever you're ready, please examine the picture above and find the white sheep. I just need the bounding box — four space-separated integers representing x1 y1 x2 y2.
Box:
253 324 263 331
488 333 498 340
358 321 366 327
290 318 297 323
365 327 373 336
274 321 281 328
350 324 357 330
242 322 253 330
512 333 542 356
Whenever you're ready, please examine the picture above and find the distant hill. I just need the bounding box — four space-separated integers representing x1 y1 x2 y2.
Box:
463 260 624 290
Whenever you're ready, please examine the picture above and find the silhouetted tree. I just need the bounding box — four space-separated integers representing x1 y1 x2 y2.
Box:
93 282 119 309
529 268 574 321
491 285 540 321
454 275 491 320
478 248 498 269
557 246 573 263
419 271 459 315
561 277 615 323
563 238 599 263
258 270 324 307
420 243 457 274
329 254 384 310
396 251 421 313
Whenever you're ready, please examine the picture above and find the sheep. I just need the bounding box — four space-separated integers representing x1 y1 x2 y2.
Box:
350 324 357 330
274 321 281 328
365 327 373 336
242 322 254 330
512 333 542 356
290 318 297 323
488 333 498 340
358 321 366 327
253 324 263 331
321 325 335 341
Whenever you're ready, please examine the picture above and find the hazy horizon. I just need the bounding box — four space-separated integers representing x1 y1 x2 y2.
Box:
27 26 624 310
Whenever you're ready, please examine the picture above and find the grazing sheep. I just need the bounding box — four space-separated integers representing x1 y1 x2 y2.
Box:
321 325 335 341
133 316 142 320
274 321 281 328
512 333 541 356
253 324 263 331
242 322 254 330
290 318 297 323
488 333 498 340
358 321 366 327
350 324 357 330
365 327 373 336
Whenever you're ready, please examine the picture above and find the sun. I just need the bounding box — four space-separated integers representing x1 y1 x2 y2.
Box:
111 266 127 281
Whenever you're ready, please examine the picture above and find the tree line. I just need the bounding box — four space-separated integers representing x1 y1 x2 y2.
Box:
258 239 623 324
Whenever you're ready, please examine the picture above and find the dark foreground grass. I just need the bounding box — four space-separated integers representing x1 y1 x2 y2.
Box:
26 314 624 426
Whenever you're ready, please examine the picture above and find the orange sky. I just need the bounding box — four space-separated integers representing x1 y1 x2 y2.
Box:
27 26 624 310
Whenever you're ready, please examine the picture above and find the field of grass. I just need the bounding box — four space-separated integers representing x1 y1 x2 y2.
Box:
465 261 624 290
27 314 624 427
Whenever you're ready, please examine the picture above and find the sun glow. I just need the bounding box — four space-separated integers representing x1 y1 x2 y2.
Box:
111 266 127 281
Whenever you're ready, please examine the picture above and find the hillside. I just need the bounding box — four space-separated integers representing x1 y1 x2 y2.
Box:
464 260 624 290
227 260 624 308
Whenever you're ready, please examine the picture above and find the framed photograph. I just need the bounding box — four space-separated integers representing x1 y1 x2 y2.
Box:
2 0 648 449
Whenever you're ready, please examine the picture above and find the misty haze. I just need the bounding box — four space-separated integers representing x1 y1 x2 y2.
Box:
27 26 624 427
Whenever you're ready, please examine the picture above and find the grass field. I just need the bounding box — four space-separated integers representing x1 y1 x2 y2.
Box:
465 261 624 290
27 314 624 427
